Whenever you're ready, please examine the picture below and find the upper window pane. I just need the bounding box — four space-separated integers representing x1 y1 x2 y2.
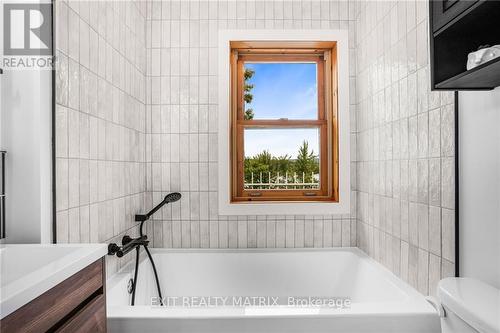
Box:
243 63 318 120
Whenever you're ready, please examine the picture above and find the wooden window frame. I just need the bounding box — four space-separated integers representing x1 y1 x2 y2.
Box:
230 41 339 203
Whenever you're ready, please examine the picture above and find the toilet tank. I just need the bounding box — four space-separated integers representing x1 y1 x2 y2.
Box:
438 277 500 333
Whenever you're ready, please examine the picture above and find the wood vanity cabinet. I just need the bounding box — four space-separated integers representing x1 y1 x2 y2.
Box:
0 258 107 333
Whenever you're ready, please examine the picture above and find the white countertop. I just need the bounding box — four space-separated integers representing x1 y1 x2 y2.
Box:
0 243 108 319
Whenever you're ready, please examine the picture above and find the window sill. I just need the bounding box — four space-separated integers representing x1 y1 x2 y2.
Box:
219 200 350 216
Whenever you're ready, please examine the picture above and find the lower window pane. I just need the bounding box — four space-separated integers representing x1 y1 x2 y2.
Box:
243 128 320 190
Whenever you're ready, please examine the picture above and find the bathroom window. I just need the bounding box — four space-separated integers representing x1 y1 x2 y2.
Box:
229 42 339 202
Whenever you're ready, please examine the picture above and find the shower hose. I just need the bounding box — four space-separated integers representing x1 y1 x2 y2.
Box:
130 221 164 306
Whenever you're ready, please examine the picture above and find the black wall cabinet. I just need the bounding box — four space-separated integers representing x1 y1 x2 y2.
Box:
429 0 500 90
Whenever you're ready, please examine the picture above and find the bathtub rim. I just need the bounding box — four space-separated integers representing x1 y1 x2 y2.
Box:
106 247 437 320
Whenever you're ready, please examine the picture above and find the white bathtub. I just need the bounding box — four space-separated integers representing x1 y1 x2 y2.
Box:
107 248 440 333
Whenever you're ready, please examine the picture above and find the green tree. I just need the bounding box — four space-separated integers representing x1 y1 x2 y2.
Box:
243 141 320 188
244 108 255 120
244 151 292 185
244 150 271 184
294 141 319 184
274 154 291 175
255 150 272 167
244 68 255 120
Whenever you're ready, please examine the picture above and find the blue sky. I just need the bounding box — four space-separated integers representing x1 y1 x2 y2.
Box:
244 63 319 158
245 63 317 119
245 128 319 158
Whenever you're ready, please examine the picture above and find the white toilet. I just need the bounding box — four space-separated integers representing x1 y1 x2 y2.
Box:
438 277 500 333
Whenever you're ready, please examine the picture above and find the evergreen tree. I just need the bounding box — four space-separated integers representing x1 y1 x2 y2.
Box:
244 108 255 120
244 141 319 185
294 141 318 183
244 68 255 120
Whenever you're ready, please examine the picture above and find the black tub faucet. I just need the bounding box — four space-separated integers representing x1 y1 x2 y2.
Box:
107 192 182 306
108 235 149 258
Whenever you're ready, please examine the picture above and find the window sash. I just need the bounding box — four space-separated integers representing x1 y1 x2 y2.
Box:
230 47 338 202
237 55 324 121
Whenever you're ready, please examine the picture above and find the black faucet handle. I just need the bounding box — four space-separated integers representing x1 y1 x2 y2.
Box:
135 214 148 222
108 243 121 256
122 235 133 245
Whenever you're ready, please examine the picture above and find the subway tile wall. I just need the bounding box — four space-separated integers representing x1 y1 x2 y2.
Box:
143 0 358 250
54 0 457 289
54 0 148 275
353 0 456 295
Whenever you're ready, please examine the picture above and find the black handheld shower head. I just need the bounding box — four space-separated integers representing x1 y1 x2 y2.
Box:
164 192 182 203
129 192 182 307
135 192 182 222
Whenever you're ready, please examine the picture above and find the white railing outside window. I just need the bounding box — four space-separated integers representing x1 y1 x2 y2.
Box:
244 172 320 189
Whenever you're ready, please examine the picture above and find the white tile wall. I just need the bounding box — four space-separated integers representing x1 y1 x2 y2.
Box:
55 1 456 289
55 0 148 276
143 0 358 249
354 0 456 295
